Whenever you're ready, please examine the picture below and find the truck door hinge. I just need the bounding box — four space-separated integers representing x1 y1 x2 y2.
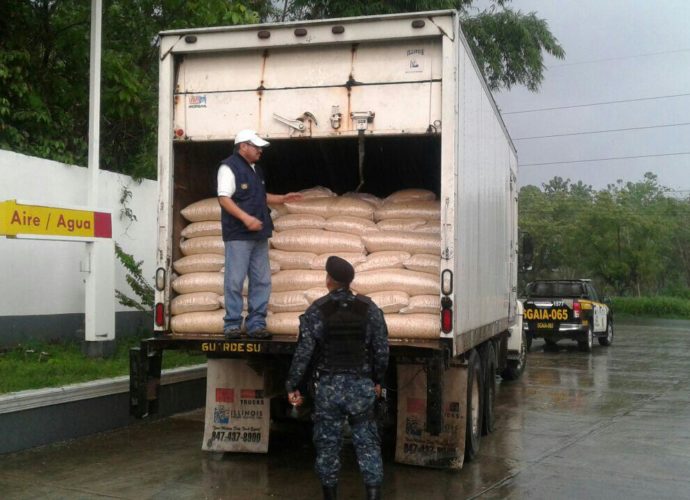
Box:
273 112 318 134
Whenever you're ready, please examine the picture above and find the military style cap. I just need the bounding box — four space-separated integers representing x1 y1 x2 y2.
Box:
326 256 355 284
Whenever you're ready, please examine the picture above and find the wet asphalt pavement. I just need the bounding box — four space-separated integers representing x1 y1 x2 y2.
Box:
1 318 689 499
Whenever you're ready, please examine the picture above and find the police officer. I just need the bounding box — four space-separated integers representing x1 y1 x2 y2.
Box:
286 256 389 500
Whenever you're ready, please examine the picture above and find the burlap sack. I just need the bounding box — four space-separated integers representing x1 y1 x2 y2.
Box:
171 309 225 334
217 295 248 310
384 189 436 203
180 236 224 256
172 272 224 295
300 186 336 198
414 221 441 234
269 249 317 270
271 270 327 292
310 252 367 270
362 231 440 256
404 254 440 275
171 292 220 315
374 200 441 221
305 287 329 303
269 291 310 313
369 291 410 313
267 312 302 335
285 197 374 220
355 251 411 272
181 220 222 239
273 214 326 232
400 295 440 314
173 254 225 274
270 260 281 274
271 229 365 254
376 218 427 232
181 198 221 222
342 191 384 208
352 269 439 295
269 204 290 218
384 313 439 339
324 216 377 236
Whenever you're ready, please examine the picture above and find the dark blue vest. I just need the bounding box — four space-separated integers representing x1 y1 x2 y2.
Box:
219 153 273 241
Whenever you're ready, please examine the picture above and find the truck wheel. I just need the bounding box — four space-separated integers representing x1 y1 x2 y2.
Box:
543 338 558 351
598 321 614 346
481 342 497 436
464 349 484 462
578 325 593 352
501 331 526 381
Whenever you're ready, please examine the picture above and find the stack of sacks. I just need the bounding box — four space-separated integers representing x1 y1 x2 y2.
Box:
170 187 442 339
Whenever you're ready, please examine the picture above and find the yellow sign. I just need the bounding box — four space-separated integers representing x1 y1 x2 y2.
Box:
0 200 111 240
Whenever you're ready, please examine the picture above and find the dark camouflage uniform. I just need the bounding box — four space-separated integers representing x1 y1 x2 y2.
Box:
286 288 389 487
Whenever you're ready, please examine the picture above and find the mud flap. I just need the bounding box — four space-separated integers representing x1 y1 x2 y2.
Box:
395 364 467 469
202 358 270 453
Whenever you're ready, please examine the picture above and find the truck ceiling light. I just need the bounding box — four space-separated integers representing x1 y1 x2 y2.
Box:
411 20 426 29
155 303 165 327
184 35 197 44
257 30 271 39
442 269 453 295
332 25 345 34
155 267 166 291
294 28 307 37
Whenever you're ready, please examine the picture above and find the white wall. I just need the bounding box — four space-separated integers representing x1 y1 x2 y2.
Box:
0 150 157 316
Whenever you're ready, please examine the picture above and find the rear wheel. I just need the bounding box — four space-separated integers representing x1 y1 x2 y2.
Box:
481 342 497 435
578 325 593 352
599 320 614 346
464 349 484 461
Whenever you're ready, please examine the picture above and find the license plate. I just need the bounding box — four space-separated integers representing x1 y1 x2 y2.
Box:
524 308 569 321
537 322 554 329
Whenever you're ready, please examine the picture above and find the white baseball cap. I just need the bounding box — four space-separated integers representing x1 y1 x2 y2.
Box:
234 129 270 147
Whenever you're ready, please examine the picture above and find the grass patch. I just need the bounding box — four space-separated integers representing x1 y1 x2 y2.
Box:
0 336 205 395
612 296 690 319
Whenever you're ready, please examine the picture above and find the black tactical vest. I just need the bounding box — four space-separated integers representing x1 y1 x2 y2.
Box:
316 294 371 374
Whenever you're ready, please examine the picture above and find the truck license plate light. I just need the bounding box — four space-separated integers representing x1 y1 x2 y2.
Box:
155 303 165 327
441 297 453 333
441 269 453 295
155 267 166 291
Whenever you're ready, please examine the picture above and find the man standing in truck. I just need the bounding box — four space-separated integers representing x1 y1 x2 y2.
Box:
286 256 389 500
217 129 302 340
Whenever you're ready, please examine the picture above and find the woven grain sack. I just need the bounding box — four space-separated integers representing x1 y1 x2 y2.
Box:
404 254 440 275
374 200 440 221
324 216 377 235
181 198 221 222
376 218 427 232
218 295 248 311
269 291 310 313
384 189 436 203
414 221 441 234
173 254 225 274
400 295 440 314
311 252 367 270
384 313 439 339
269 249 317 270
180 236 224 256
171 309 225 334
355 251 411 272
362 231 440 256
171 292 220 315
271 270 327 292
352 269 438 296
300 186 336 198
369 291 409 313
284 197 335 217
172 272 224 295
181 220 222 239
305 287 329 303
269 204 290 218
342 192 384 208
285 197 374 220
273 213 326 232
267 312 302 335
271 229 365 254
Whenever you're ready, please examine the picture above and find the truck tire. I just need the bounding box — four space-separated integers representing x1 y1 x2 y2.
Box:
598 320 614 346
481 342 497 436
543 338 558 351
578 325 593 352
501 331 527 381
464 349 484 462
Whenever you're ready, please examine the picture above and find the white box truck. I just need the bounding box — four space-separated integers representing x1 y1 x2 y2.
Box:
130 10 526 469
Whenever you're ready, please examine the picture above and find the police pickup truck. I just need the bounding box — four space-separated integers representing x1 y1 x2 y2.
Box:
523 279 613 352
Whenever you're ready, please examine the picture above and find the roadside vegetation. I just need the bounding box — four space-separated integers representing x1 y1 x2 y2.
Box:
612 296 690 320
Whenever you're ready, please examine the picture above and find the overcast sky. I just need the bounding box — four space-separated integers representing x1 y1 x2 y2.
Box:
485 0 690 194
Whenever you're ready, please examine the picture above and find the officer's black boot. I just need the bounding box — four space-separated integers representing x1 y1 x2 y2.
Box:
365 484 381 500
322 484 337 500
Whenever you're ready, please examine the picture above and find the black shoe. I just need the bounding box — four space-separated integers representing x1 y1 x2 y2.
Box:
365 485 381 500
248 329 272 340
223 328 241 340
322 484 337 500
